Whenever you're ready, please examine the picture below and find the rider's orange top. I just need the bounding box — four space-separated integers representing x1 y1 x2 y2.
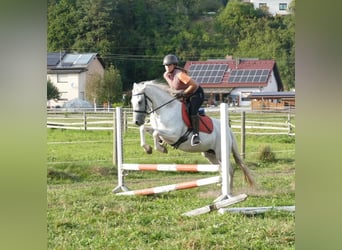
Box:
163 69 197 92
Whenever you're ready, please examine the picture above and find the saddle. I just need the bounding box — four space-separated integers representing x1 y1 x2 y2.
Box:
181 102 213 134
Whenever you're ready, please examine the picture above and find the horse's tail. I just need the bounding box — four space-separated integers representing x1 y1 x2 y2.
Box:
230 130 256 187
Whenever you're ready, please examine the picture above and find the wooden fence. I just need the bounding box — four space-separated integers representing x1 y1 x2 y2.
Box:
47 108 295 136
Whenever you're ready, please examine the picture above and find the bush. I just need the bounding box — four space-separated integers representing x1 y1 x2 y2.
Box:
257 145 276 162
111 102 123 108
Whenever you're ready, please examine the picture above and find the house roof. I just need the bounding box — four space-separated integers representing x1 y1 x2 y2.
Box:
184 58 283 91
47 52 105 73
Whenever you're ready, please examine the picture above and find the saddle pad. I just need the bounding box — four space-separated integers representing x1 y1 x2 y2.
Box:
181 103 213 134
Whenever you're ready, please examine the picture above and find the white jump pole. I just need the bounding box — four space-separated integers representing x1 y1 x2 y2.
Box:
112 107 129 192
218 205 295 215
214 103 231 202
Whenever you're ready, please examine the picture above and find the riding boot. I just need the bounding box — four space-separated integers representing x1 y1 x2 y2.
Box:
190 115 201 146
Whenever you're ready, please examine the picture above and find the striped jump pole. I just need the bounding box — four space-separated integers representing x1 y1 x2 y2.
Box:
116 176 221 196
122 163 220 172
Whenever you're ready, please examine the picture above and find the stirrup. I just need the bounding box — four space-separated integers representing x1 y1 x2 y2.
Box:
191 133 201 146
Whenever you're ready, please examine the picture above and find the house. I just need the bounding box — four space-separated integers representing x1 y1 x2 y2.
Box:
184 56 283 107
248 91 295 110
248 0 293 16
47 52 105 108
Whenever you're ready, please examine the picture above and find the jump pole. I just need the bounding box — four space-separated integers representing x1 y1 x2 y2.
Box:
218 205 295 215
112 107 129 193
116 176 221 196
121 163 219 172
214 102 231 202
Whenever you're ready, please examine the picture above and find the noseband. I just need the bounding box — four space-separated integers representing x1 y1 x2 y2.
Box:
132 93 152 114
132 92 178 115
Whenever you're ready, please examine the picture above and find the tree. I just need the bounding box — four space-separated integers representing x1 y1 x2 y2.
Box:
96 65 122 103
215 1 268 48
73 0 114 56
85 73 102 104
47 0 79 51
47 80 60 101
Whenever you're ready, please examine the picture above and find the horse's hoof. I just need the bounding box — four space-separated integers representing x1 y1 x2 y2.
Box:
143 145 152 154
162 147 168 154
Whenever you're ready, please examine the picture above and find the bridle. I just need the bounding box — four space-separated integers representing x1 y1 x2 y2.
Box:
132 92 178 115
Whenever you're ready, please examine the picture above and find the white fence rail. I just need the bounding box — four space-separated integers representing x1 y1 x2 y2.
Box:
47 112 115 130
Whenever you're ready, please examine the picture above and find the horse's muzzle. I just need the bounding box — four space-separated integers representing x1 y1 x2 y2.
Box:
134 120 144 126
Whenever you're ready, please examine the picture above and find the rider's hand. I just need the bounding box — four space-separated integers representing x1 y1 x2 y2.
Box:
173 91 184 98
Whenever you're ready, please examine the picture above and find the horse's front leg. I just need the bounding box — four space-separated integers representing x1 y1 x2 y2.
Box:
139 124 153 154
152 130 168 154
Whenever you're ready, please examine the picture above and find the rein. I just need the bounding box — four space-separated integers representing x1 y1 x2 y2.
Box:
133 93 178 114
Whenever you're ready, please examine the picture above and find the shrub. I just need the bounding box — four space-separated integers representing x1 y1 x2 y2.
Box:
257 145 276 162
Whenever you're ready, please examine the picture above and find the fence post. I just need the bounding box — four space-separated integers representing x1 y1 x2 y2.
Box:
113 110 117 167
123 111 127 134
241 111 246 159
83 112 87 130
287 113 292 135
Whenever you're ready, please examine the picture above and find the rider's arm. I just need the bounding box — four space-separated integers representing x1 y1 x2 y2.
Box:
177 72 198 96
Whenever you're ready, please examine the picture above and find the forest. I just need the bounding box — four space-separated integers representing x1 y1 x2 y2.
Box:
48 0 295 99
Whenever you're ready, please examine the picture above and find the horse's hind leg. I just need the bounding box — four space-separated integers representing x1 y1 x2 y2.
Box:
202 150 234 190
202 150 219 164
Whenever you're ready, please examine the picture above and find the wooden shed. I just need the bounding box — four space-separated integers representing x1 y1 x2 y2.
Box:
248 91 295 110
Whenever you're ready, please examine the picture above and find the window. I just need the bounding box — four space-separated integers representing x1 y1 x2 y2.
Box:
58 91 68 101
241 92 251 102
279 3 288 11
259 3 267 8
57 74 68 83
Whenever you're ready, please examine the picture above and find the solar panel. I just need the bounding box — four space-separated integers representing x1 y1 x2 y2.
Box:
188 64 228 84
229 69 270 83
60 53 94 66
75 54 94 65
63 54 80 64
47 53 62 66
47 57 60 66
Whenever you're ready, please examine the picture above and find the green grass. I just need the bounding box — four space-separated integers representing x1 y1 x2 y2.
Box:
47 121 295 249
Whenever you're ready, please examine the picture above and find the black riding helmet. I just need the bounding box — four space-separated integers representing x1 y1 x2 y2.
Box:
163 54 178 65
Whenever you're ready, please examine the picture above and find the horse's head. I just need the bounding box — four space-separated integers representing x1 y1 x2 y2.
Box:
131 82 148 126
131 81 176 126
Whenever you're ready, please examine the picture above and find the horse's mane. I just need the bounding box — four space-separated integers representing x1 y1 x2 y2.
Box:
141 80 173 96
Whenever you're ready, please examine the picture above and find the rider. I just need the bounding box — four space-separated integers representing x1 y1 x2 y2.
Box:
162 54 204 146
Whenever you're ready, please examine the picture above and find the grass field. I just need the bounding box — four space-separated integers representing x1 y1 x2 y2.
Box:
47 113 295 249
